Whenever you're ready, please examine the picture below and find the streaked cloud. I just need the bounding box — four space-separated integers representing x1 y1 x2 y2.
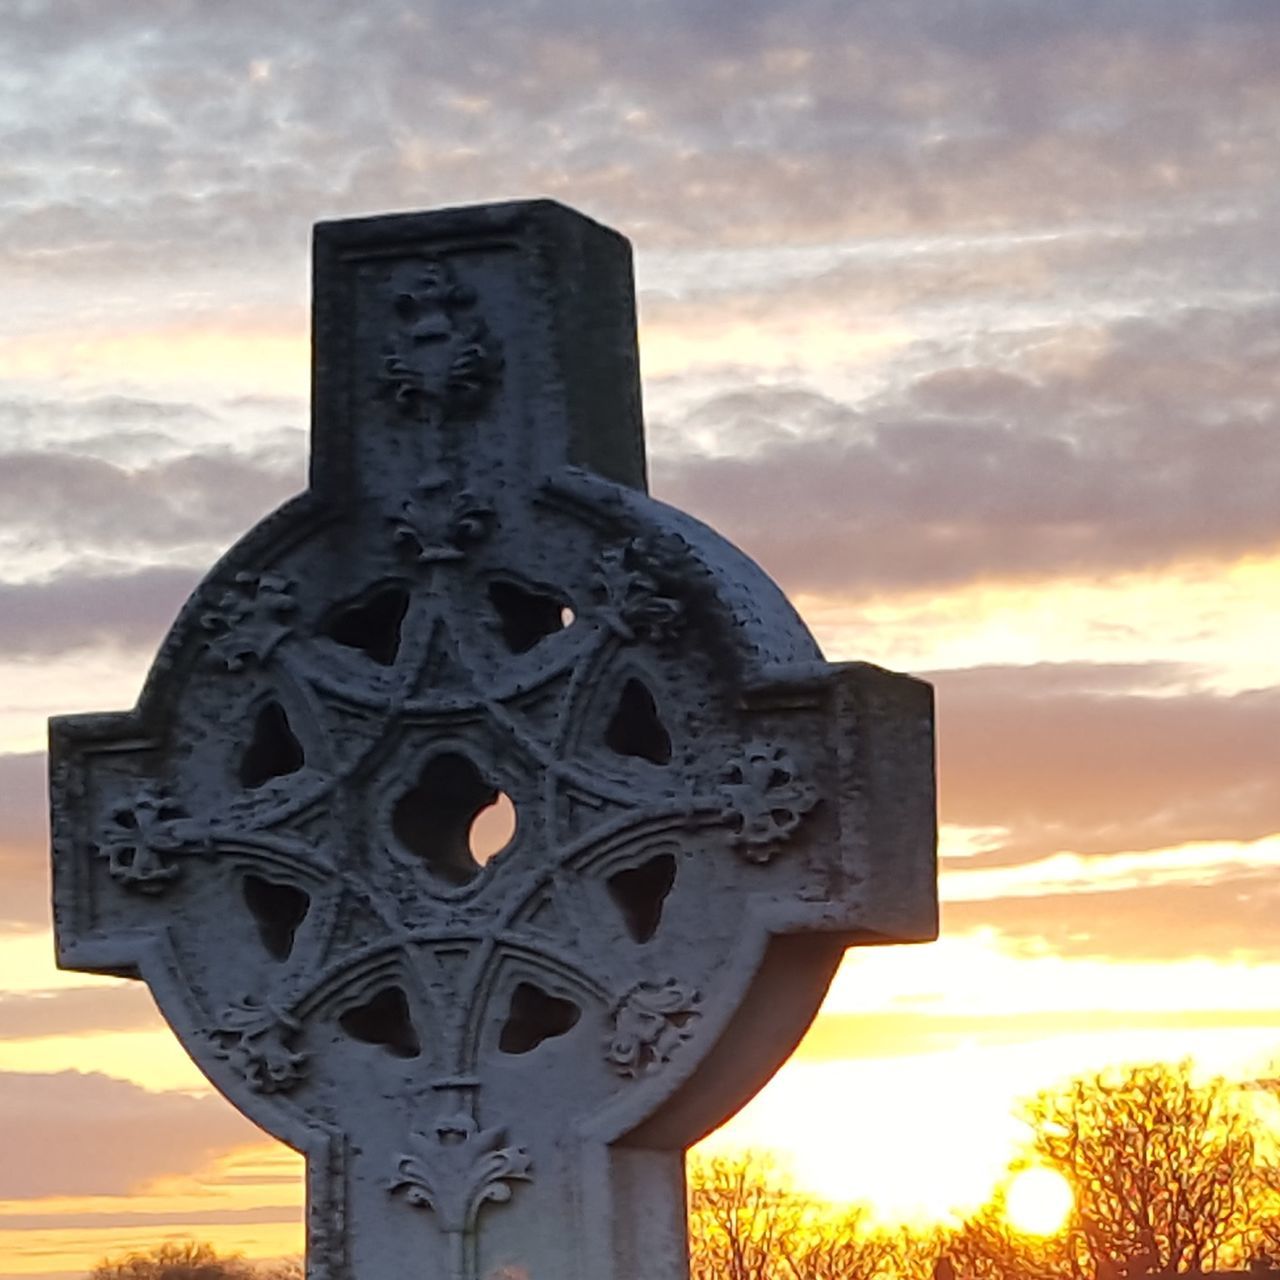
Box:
944 873 1280 963
0 1071 261 1198
0 566 202 659
930 664 1280 862
4 0 1280 276
0 985 156 1042
654 301 1280 594
0 443 302 558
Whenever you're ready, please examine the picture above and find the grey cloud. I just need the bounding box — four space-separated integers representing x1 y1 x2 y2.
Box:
0 1070 266 1198
0 564 203 658
653 303 1280 593
0 753 49 930
0 444 302 553
0 753 45 850
0 394 213 432
3 0 1280 272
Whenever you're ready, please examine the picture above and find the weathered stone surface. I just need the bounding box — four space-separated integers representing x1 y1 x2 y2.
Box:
49 200 937 1280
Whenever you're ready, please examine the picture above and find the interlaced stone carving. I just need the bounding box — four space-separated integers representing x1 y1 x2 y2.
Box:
50 201 937 1280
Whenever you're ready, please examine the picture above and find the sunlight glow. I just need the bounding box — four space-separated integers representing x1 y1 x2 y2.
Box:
1005 1166 1074 1236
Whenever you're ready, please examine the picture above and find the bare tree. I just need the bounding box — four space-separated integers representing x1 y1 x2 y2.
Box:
88 1243 300 1280
1023 1062 1258 1278
687 1151 902 1280
945 1179 1075 1280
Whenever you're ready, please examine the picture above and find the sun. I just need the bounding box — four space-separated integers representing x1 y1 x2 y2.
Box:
1005 1166 1074 1236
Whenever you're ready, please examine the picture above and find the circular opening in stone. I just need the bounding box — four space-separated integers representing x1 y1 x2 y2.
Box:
392 753 517 885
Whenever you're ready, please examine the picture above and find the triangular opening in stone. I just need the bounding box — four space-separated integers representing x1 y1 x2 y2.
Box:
339 985 421 1058
489 579 573 653
607 853 677 943
324 584 410 666
605 678 672 764
498 981 581 1055
240 701 305 788
242 874 310 960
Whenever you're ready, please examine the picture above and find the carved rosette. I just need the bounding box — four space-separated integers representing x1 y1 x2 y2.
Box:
389 482 496 566
94 783 208 894
720 743 819 863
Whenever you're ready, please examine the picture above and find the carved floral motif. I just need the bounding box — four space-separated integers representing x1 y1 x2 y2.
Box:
389 480 495 565
200 572 298 671
720 743 818 863
590 535 687 643
389 1113 532 1233
606 979 700 1077
211 996 308 1093
96 783 207 894
376 259 503 425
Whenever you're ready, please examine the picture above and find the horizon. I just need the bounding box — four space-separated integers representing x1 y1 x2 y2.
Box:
3 3 1280 1277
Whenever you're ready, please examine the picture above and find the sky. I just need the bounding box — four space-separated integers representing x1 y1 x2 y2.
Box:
2 0 1280 1275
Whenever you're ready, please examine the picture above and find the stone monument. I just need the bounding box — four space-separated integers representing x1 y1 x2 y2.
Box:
49 201 936 1280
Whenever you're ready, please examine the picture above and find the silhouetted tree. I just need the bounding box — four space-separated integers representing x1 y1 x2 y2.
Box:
946 1174 1075 1280
1024 1062 1258 1278
88 1243 300 1280
687 1151 903 1280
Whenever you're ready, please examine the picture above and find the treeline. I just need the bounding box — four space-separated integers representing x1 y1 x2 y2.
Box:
690 1062 1280 1280
87 1062 1280 1280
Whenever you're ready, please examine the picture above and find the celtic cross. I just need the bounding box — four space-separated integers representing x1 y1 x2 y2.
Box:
50 201 937 1280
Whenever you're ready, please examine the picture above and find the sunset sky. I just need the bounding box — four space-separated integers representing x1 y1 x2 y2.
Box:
3 2 1280 1276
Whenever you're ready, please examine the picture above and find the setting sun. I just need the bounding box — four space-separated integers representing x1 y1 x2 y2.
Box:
1005 1167 1074 1237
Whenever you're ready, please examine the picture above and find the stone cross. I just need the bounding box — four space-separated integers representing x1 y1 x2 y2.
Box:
50 201 936 1280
